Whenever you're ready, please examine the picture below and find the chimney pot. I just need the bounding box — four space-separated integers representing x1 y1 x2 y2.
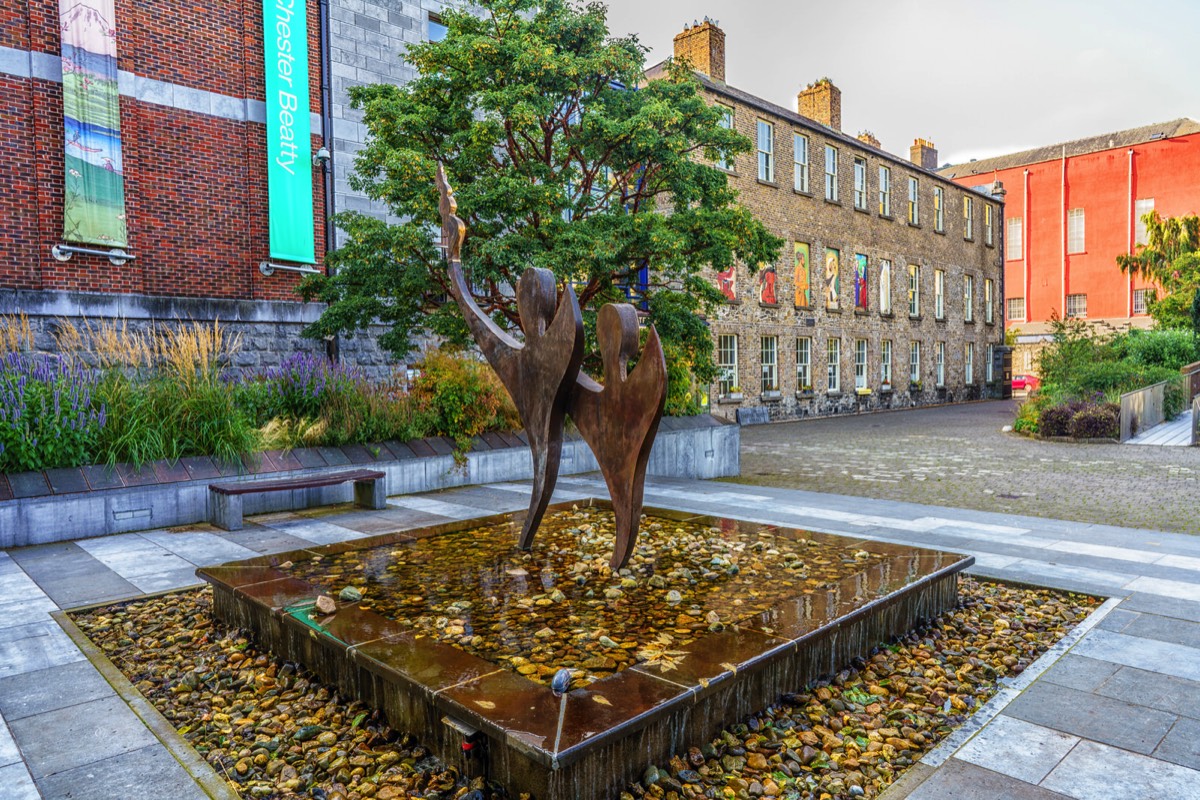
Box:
673 18 726 83
910 138 938 170
797 79 841 132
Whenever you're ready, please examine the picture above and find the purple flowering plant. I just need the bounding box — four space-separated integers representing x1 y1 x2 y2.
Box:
260 352 365 420
0 353 105 472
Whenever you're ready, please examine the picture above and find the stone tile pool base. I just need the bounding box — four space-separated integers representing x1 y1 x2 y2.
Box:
198 500 972 800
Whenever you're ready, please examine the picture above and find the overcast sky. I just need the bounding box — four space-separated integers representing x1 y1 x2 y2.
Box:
599 0 1199 166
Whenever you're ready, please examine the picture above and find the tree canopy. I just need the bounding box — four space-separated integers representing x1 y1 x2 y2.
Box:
300 0 782 410
1117 211 1200 330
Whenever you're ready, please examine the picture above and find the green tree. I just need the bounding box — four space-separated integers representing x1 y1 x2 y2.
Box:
1117 211 1200 329
300 0 782 403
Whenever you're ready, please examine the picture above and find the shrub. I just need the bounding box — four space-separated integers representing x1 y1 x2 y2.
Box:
1066 360 1178 398
1069 404 1119 440
408 349 518 459
1112 328 1199 371
1013 394 1050 434
1038 403 1077 437
0 354 105 472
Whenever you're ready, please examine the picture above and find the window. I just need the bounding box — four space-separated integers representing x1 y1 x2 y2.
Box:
757 120 774 182
934 269 945 319
716 105 735 171
908 264 920 317
797 337 812 390
1135 199 1155 246
933 187 944 232
853 158 867 209
717 334 738 395
793 133 810 192
1066 293 1087 319
908 177 920 224
1008 217 1023 260
936 342 946 387
854 340 868 390
1007 297 1025 321
984 204 994 246
1133 288 1151 315
879 166 891 216
984 278 994 324
1024 350 1033 372
879 259 892 315
909 341 921 384
761 336 778 392
827 338 841 392
824 145 839 201
965 342 974 384
963 275 974 322
1068 208 1085 254
963 196 974 240
428 13 448 41
986 344 994 383
881 340 892 386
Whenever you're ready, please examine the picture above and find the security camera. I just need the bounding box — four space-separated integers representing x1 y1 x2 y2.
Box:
313 146 332 167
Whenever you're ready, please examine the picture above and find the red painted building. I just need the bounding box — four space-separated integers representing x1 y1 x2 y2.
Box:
940 119 1200 370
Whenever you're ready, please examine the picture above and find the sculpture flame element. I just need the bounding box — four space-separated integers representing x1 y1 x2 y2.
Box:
436 164 666 569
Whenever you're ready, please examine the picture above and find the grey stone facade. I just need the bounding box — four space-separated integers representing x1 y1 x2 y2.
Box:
329 0 450 227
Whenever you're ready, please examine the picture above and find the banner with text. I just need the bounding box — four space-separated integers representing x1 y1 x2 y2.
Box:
60 0 128 248
263 0 315 264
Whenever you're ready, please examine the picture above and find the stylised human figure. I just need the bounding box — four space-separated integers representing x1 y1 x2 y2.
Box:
716 264 737 302
436 165 584 548
759 264 777 305
568 303 667 570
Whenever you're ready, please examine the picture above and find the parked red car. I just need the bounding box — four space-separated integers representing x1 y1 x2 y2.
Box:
1012 374 1041 392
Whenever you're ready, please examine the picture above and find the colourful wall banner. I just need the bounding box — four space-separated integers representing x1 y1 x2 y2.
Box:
794 242 811 308
263 0 315 264
854 253 869 310
60 0 128 248
824 247 840 310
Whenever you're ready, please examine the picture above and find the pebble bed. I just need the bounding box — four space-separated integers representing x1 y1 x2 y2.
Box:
280 507 892 688
71 577 1097 800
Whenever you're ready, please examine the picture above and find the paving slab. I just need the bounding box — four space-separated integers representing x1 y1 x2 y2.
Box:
1093 607 1138 631
35 742 211 800
0 717 20 766
0 620 86 679
1069 628 1200 683
8 543 139 608
0 762 40 800
1119 611 1200 649
1095 666 1200 720
1120 591 1200 622
1039 655 1121 693
138 530 258 566
1040 739 1200 800
9 695 158 779
1004 678 1175 756
903 758 1071 800
211 524 314 554
1155 716 1200 771
954 715 1079 785
0 659 115 721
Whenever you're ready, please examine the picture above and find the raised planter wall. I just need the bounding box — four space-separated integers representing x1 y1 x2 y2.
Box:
0 417 738 549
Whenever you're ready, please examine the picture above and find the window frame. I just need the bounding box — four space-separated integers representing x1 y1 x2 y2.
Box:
1067 208 1085 254
986 343 994 383
984 203 993 246
1007 217 1023 260
963 274 974 323
797 337 812 391
827 338 841 393
908 177 920 225
715 104 736 171
984 278 994 324
933 186 944 232
881 339 892 386
793 133 810 193
1135 199 1155 246
824 144 839 202
879 165 891 216
757 120 774 183
936 341 946 387
1133 288 1151 316
965 342 974 384
853 158 867 210
908 264 920 317
1066 293 1088 319
717 334 739 395
1007 297 1025 321
909 341 921 384
854 339 868 390
963 195 974 240
934 269 945 320
760 335 779 393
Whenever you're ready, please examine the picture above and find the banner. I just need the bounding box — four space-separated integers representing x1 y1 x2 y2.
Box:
60 0 128 247
263 0 315 264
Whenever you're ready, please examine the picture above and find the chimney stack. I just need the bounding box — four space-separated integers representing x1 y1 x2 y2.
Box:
910 138 938 170
797 78 841 131
857 130 881 149
673 18 725 83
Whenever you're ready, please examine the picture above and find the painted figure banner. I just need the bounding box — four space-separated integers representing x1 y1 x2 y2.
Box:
825 247 840 310
60 0 128 247
854 253 869 310
758 264 777 305
717 264 737 302
794 242 811 308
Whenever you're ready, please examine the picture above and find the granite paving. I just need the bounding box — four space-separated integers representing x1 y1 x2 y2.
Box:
0 468 1199 798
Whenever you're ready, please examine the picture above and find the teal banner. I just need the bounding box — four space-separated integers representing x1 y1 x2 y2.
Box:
263 0 316 264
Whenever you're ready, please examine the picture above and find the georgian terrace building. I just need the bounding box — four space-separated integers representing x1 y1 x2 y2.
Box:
648 20 1006 423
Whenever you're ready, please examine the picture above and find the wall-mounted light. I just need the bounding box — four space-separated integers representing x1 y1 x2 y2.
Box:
313 146 332 168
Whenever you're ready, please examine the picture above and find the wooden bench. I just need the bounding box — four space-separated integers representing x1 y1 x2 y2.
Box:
209 469 387 531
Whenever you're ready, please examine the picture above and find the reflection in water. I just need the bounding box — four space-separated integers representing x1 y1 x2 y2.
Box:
282 507 935 688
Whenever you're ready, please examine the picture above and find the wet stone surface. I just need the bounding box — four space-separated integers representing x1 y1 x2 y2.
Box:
281 508 891 688
69 577 1098 800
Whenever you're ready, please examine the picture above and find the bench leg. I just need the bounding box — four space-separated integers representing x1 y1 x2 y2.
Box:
354 478 387 510
212 492 244 531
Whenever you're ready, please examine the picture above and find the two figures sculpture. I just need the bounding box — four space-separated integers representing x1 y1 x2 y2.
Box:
437 165 666 570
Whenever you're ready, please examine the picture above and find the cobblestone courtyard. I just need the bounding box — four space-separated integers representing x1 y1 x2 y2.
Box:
732 400 1200 535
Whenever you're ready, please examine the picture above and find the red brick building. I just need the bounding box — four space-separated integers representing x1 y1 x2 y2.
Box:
1 0 449 373
940 119 1200 373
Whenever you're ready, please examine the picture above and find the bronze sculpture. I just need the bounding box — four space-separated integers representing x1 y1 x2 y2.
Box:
436 165 666 569
437 165 584 548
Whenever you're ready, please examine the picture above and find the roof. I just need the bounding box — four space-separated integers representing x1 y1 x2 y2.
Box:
644 60 999 200
938 118 1200 179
